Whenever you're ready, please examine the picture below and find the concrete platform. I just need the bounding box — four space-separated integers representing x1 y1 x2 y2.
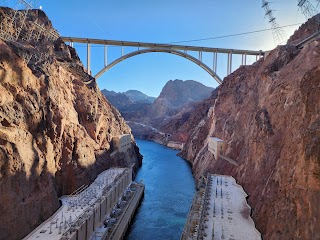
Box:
181 174 261 240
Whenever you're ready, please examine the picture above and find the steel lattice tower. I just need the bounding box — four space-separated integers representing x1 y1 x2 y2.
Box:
261 0 287 45
297 0 318 19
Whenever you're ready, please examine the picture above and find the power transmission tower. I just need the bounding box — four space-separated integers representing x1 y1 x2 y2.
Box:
297 0 318 19
0 0 33 41
0 0 60 65
261 0 287 45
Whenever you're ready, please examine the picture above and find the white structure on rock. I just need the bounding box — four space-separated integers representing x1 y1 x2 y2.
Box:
112 134 132 153
208 137 227 160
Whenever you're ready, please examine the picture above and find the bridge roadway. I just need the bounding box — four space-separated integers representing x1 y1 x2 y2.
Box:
61 36 264 84
61 36 263 56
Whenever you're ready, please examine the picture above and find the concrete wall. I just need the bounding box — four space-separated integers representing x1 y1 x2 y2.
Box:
112 134 131 152
86 213 94 239
101 198 107 220
63 169 133 240
167 141 184 150
76 220 87 240
94 205 101 229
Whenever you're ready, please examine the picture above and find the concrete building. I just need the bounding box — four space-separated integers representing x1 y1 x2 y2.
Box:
208 137 227 159
167 141 184 150
112 134 131 153
23 167 142 240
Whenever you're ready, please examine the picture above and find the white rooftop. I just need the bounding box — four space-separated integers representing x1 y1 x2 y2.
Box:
202 174 261 240
209 137 224 142
23 168 126 240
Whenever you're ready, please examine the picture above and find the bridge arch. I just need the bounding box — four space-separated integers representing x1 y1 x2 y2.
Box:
94 48 223 84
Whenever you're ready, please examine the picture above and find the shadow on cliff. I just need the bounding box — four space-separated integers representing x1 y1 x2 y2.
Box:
0 135 60 240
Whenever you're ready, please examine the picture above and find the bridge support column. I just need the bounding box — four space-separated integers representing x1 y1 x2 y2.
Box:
213 51 218 73
87 43 91 74
227 52 232 75
104 45 108 66
199 51 202 61
122 46 124 57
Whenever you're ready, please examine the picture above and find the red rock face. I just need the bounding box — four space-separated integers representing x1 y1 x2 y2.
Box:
0 9 141 240
179 19 320 239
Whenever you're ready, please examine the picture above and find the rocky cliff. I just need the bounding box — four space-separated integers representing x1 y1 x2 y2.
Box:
0 8 142 240
177 17 320 239
179 15 320 240
149 79 213 121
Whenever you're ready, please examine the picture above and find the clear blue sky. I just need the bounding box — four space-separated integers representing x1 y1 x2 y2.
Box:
7 0 313 96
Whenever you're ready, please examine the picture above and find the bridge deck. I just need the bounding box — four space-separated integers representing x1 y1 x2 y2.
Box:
61 36 264 55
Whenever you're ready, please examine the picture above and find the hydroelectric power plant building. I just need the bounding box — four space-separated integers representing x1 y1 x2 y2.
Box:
23 168 144 240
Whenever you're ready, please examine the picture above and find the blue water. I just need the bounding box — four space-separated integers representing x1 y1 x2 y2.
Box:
126 139 196 240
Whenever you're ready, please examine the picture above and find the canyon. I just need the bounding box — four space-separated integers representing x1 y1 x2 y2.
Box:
0 4 319 240
0 8 141 240
172 16 320 239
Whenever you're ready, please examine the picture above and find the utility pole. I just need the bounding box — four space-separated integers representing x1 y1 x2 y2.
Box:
261 0 287 45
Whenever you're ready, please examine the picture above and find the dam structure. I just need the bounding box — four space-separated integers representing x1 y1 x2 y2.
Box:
23 168 144 240
181 174 261 240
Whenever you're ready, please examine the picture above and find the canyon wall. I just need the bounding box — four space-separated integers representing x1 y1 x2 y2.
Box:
0 9 141 240
178 19 320 239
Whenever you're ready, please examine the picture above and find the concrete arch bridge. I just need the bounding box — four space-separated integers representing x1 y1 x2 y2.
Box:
61 37 264 85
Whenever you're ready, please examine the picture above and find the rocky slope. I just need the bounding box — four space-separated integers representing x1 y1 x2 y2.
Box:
124 90 156 103
101 89 155 113
149 79 213 121
0 8 142 240
101 90 134 111
122 80 213 144
176 17 320 239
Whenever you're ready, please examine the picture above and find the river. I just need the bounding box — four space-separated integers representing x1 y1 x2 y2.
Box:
126 139 196 240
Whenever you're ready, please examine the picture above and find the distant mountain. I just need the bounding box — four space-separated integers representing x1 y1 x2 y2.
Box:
101 90 133 111
123 80 214 143
102 80 214 144
124 90 156 103
102 89 154 112
149 80 214 119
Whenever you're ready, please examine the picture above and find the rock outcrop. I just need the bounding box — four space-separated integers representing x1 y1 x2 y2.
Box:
124 90 156 103
149 79 213 122
177 17 320 239
111 80 214 144
0 8 141 240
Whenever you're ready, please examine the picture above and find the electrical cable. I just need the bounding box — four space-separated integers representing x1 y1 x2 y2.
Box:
170 23 302 44
71 23 303 48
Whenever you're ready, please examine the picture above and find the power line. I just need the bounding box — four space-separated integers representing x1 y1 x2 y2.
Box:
170 23 301 44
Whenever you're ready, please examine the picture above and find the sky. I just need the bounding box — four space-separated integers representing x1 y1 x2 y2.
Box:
6 0 314 97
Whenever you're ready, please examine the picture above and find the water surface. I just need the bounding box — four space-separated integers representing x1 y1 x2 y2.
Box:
126 139 195 240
